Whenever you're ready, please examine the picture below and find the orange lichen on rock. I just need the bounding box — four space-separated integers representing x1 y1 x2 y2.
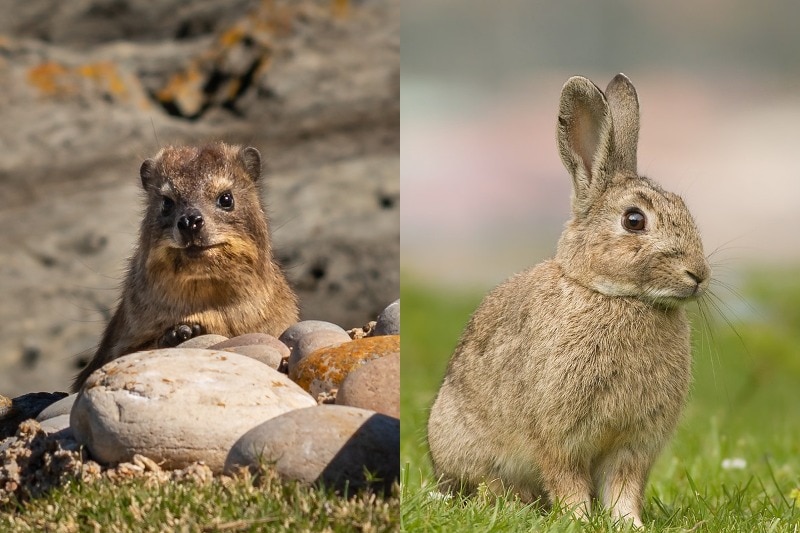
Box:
156 64 205 116
289 335 400 397
152 0 361 119
77 62 129 100
27 62 74 96
219 26 247 47
331 0 350 19
26 60 148 108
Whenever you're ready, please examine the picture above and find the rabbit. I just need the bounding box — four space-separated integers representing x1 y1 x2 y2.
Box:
426 73 710 527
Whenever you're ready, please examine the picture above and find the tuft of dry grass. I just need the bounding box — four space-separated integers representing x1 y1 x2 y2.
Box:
1 461 398 532
0 420 398 532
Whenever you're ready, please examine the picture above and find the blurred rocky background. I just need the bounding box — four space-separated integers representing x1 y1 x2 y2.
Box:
0 0 399 395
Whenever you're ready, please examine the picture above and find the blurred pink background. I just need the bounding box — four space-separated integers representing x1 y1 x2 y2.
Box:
401 2 800 289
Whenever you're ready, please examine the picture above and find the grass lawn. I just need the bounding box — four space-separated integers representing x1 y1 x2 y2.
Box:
0 466 399 532
400 268 800 532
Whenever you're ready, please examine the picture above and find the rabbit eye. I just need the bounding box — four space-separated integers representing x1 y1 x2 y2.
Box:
622 208 646 232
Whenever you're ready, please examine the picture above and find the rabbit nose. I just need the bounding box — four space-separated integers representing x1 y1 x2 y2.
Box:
685 270 704 284
177 211 204 238
685 265 710 295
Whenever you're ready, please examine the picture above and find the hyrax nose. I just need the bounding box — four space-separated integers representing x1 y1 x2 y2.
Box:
177 210 204 238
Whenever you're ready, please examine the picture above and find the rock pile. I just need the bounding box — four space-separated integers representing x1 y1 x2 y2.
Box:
0 300 400 500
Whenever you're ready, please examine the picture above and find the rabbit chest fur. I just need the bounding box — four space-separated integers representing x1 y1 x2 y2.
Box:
428 260 691 492
427 74 710 527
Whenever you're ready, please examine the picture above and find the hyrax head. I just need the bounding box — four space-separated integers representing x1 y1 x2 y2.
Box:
138 142 271 277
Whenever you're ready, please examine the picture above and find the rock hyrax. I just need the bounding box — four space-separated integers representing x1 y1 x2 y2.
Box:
72 142 298 391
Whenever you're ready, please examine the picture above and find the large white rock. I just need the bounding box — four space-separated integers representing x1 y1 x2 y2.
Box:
71 348 316 472
225 405 399 494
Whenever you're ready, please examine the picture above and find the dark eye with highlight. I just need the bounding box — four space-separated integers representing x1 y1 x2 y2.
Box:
622 208 646 232
161 196 175 216
217 192 234 211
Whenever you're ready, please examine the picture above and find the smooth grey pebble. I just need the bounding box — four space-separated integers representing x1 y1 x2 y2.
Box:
36 393 77 422
288 329 352 373
222 344 284 369
39 414 72 435
279 321 348 353
225 405 399 495
373 299 399 336
178 334 229 349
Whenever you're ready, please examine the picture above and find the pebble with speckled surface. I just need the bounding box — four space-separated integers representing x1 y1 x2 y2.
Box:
225 405 399 494
70 348 316 472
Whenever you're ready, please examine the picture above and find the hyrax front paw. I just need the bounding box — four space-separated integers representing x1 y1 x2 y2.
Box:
158 324 205 348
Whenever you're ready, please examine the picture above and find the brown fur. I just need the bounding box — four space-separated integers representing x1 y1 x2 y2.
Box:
73 142 298 392
427 74 711 526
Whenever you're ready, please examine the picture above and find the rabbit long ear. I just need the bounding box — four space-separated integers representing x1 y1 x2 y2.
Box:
605 73 640 173
557 76 614 215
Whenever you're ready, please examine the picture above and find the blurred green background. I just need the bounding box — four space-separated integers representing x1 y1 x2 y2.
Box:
401 1 800 529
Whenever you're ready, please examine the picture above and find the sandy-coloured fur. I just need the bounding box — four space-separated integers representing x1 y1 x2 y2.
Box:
427 74 711 526
72 142 298 392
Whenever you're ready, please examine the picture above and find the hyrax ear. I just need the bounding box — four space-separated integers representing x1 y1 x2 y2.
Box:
557 76 614 215
140 158 156 190
240 147 262 182
604 73 640 174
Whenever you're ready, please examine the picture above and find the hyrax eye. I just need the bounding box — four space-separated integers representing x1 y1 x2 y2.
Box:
622 208 646 232
217 192 235 211
161 196 175 216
